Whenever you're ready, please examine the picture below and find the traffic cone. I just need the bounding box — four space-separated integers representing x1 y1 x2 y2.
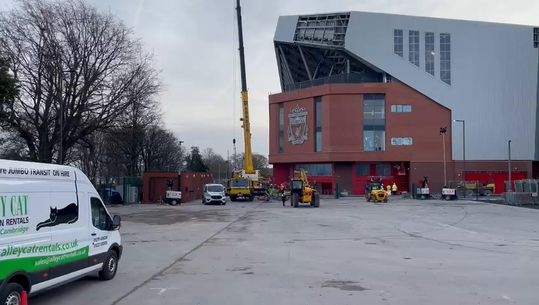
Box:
21 291 28 305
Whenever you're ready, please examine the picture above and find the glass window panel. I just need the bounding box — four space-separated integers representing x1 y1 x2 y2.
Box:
364 130 375 152
295 164 333 176
391 137 413 146
440 33 451 85
408 30 419 66
376 163 391 176
364 95 385 151
356 164 371 176
91 197 111 231
425 32 435 75
316 132 322 152
279 104 284 152
315 97 322 152
394 29 403 57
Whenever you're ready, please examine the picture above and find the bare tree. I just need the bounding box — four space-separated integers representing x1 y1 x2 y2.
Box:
141 126 184 172
202 148 229 181
70 132 108 184
0 131 29 160
0 0 160 163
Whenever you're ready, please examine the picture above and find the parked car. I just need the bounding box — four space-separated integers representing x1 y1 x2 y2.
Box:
202 184 227 205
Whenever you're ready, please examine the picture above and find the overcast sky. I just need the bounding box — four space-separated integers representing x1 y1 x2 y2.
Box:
3 0 539 158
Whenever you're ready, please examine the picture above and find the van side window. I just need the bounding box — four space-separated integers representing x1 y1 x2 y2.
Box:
91 197 111 230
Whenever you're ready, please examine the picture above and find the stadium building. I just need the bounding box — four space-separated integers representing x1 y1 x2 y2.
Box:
268 11 539 195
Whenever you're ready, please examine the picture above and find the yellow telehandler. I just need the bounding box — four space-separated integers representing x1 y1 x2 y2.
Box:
289 170 320 208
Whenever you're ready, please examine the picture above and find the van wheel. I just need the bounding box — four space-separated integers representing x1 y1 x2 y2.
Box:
99 251 118 281
1 283 23 305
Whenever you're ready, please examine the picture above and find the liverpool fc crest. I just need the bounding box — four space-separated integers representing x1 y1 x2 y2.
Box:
288 105 308 145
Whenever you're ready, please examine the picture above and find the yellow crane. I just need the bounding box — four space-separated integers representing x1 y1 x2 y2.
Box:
228 0 262 201
236 0 254 176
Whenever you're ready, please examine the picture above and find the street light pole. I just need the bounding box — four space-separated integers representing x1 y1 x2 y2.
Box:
454 119 466 195
58 66 64 164
440 127 447 187
508 140 512 192
233 138 237 171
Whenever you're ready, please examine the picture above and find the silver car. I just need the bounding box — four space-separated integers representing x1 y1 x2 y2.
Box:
202 184 227 205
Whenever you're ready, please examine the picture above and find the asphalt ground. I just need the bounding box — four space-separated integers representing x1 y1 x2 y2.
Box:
30 197 539 305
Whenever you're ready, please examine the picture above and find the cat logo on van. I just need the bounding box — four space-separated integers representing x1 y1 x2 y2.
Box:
0 160 123 303
36 203 79 231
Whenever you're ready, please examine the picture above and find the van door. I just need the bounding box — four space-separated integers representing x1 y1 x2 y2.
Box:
88 197 113 266
47 190 89 281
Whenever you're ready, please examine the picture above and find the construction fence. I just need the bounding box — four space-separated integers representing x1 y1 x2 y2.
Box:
97 176 143 205
504 179 539 206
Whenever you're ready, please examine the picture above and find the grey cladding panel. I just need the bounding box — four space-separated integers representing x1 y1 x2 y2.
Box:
274 16 298 43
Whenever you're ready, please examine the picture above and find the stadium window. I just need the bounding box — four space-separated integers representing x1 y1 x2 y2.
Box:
279 104 284 152
440 33 451 85
391 137 414 146
363 95 386 152
394 29 403 57
376 163 391 176
315 97 323 152
295 164 333 176
408 30 419 66
425 32 435 75
390 105 412 113
356 163 371 176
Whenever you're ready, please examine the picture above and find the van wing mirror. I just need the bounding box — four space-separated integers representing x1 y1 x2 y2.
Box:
112 215 121 229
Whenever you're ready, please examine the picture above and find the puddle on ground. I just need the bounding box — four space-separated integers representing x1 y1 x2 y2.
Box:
322 280 367 291
227 266 251 272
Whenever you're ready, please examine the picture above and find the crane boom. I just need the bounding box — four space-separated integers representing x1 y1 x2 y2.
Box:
235 0 254 175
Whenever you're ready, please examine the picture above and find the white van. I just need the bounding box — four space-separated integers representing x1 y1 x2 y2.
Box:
0 160 122 304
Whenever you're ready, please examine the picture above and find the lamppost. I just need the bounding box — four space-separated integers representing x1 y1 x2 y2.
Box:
453 119 466 195
440 127 447 187
57 67 75 164
57 65 64 164
508 140 512 192
232 138 237 171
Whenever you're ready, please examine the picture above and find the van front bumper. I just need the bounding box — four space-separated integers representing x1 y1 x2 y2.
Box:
205 196 226 204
